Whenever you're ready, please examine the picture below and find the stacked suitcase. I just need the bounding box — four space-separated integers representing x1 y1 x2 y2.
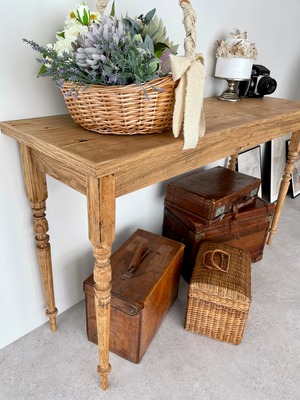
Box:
163 166 275 282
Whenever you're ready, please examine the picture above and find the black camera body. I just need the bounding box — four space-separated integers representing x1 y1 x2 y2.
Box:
238 64 277 98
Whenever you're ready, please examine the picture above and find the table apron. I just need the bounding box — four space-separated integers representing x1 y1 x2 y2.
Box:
31 123 300 198
32 149 87 195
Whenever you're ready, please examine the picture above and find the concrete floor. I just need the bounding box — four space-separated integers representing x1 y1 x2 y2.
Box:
1 196 299 400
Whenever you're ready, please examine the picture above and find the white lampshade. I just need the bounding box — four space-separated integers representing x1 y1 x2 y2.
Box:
215 57 253 80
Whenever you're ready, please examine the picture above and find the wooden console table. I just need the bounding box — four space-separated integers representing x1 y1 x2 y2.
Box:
1 97 300 390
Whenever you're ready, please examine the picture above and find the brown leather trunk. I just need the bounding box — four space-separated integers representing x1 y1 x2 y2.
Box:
83 229 184 363
165 166 261 225
163 197 275 282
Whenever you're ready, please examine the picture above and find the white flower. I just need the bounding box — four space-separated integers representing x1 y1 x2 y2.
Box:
53 37 74 55
53 13 90 55
75 4 90 26
64 23 89 42
50 3 99 56
216 29 258 60
90 11 100 22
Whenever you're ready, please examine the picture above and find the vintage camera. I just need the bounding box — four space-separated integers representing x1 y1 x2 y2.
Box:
239 64 277 98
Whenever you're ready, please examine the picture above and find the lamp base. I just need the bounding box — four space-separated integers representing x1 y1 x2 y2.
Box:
217 79 240 102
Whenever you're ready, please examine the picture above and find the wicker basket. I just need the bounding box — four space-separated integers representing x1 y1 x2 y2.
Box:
60 0 195 135
184 241 252 345
61 75 176 135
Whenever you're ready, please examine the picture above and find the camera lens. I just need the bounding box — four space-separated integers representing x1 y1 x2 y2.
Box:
257 77 277 95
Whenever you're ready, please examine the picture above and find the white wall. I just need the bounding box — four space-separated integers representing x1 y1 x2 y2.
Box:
1 0 300 349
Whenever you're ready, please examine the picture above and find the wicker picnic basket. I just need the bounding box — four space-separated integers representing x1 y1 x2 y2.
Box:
184 241 252 345
61 0 196 135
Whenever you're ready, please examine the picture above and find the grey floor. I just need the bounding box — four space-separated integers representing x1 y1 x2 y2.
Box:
1 196 300 400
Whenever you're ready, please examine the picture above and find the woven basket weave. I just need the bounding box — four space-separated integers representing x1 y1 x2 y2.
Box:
60 0 194 135
184 241 252 345
61 76 176 135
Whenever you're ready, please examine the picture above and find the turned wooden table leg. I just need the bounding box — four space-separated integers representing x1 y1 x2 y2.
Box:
268 131 300 244
87 175 115 390
19 144 58 330
228 153 238 171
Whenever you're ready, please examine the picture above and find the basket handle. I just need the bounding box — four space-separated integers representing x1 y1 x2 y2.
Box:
203 250 230 273
180 0 196 59
95 0 109 15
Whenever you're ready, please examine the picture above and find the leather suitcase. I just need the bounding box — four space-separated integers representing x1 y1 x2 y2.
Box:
163 197 275 282
165 166 261 225
83 229 184 363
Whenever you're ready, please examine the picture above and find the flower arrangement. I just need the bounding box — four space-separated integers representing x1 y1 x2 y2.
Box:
23 2 178 97
215 29 258 60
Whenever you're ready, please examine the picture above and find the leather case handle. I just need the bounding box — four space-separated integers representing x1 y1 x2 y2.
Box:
203 249 230 273
122 241 151 279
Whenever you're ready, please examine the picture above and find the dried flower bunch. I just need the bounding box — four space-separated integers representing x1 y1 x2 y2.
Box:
216 29 258 59
23 2 178 96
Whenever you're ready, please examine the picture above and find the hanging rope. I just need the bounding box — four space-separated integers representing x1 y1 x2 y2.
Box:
169 0 206 149
95 0 109 15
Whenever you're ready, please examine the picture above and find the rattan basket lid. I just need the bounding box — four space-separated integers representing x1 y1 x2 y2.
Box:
190 241 251 304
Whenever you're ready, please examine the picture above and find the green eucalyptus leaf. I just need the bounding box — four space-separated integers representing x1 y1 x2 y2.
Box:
143 34 154 54
148 59 160 73
133 33 143 44
144 8 156 24
123 16 140 34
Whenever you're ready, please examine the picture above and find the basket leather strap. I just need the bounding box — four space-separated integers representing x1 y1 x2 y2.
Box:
203 249 230 273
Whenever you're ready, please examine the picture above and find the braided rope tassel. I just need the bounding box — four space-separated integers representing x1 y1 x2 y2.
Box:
95 0 109 15
170 0 206 149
